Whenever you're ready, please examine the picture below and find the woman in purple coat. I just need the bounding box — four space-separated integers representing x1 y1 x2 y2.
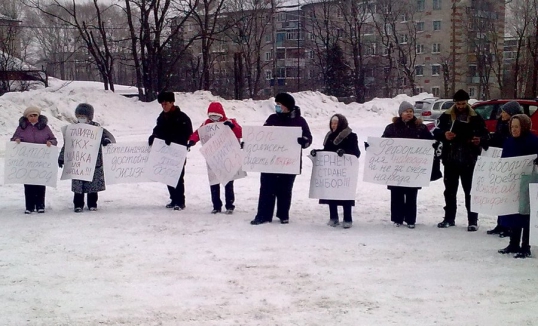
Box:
11 106 58 214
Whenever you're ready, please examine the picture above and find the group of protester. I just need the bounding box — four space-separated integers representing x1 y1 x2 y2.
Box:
10 89 534 258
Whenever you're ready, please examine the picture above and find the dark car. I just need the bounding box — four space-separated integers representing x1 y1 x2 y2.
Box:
471 99 538 134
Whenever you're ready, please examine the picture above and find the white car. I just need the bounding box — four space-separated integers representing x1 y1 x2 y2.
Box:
414 98 454 121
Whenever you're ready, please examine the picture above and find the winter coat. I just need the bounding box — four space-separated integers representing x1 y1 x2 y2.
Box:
11 115 57 145
318 126 360 206
59 121 116 193
433 104 489 167
499 132 538 228
488 118 510 148
189 103 242 143
150 106 193 146
382 116 433 190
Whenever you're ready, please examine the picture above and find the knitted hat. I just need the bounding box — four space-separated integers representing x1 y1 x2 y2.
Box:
157 91 175 103
275 93 295 111
501 101 523 117
398 101 414 116
510 114 532 135
453 89 470 102
75 103 94 120
23 106 41 118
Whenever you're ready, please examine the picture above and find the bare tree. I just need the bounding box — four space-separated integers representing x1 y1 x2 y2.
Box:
526 0 538 98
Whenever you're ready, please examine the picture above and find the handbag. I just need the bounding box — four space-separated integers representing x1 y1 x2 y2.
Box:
430 141 443 181
519 165 538 214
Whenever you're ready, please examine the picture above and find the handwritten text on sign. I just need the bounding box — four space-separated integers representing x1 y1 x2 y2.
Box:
308 151 359 200
528 184 538 247
143 138 187 187
242 126 302 174
4 142 59 187
60 124 103 182
102 142 151 184
200 126 243 185
363 137 435 187
481 147 503 158
470 155 536 215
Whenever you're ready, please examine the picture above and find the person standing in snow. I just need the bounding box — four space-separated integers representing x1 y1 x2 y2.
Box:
188 102 242 214
58 103 115 212
11 106 58 214
486 101 522 238
310 114 360 228
250 92 313 225
382 101 433 228
433 89 489 231
148 91 193 210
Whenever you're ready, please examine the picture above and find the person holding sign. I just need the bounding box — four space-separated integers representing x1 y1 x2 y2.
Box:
381 101 433 228
433 90 489 231
188 102 243 214
487 101 523 237
58 103 115 212
11 106 58 214
310 114 360 228
498 114 538 258
148 91 193 210
250 92 313 225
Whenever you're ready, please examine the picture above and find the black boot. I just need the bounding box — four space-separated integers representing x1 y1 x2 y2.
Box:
498 244 520 254
487 225 503 235
514 246 531 259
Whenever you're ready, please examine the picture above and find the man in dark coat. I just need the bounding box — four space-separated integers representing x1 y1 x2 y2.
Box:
250 92 313 225
148 91 193 210
433 89 489 231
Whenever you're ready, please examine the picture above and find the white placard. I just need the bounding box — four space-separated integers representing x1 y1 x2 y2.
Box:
200 126 243 185
143 138 187 187
60 124 103 182
308 151 359 200
470 155 536 215
482 147 503 158
363 137 435 187
529 184 538 247
4 142 59 187
102 142 151 184
242 126 302 174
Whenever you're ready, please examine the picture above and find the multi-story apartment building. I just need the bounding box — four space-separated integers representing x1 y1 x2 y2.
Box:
0 13 22 57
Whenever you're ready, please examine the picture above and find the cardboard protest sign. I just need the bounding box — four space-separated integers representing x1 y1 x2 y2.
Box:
308 151 359 200
143 138 187 187
102 142 151 184
470 155 536 215
199 126 243 185
363 137 435 187
60 124 103 182
242 126 302 174
4 142 59 187
481 147 503 158
529 184 538 247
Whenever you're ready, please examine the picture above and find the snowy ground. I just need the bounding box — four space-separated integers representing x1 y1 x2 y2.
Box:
0 82 537 325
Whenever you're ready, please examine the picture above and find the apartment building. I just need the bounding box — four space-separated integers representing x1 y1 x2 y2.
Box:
0 13 22 57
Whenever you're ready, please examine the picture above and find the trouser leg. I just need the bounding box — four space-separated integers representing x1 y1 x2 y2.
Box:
255 173 277 222
210 184 222 210
404 188 418 225
224 181 235 210
390 188 405 224
275 174 296 220
443 165 460 222
87 192 98 208
73 193 85 208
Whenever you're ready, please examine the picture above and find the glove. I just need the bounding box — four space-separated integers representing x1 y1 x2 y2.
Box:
336 149 345 157
101 138 112 147
165 139 172 146
297 137 309 148
58 159 64 168
187 140 196 149
223 120 235 129
148 135 155 146
310 149 319 157
240 141 244 149
364 142 370 150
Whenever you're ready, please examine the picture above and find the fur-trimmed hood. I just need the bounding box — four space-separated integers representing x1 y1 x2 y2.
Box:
19 115 49 130
324 127 352 146
444 104 477 122
391 116 424 125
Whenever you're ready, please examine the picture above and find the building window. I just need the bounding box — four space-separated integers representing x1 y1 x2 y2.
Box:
399 34 408 44
469 87 476 97
187 24 193 31
401 14 408 22
417 0 425 11
277 67 286 78
415 65 424 76
432 43 441 53
432 86 440 97
416 44 424 54
433 0 441 10
265 51 273 61
366 43 377 56
417 22 424 32
432 64 441 76
337 8 343 18
265 70 272 80
308 50 314 59
265 34 272 43
433 21 441 31
416 86 424 93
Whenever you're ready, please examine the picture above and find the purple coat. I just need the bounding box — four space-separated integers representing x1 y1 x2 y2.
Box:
11 115 58 145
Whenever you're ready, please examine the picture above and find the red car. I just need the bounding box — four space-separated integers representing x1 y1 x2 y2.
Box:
472 99 538 135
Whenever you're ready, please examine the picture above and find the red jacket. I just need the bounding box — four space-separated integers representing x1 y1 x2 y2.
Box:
189 102 242 143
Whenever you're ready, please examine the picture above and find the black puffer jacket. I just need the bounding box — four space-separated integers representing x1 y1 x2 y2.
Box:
151 106 193 146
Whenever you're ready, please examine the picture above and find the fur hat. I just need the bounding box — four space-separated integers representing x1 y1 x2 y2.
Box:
275 93 295 111
75 103 94 120
502 101 523 117
23 106 41 118
453 89 470 102
157 91 175 103
510 114 532 135
398 101 414 116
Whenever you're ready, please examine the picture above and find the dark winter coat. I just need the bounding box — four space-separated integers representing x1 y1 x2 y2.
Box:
11 115 57 145
382 116 433 190
150 106 193 146
433 104 489 167
318 115 360 206
489 118 510 148
59 121 116 193
499 132 538 228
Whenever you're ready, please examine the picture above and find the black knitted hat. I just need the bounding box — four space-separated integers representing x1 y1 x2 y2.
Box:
453 89 470 102
75 103 94 120
275 93 296 110
158 91 175 103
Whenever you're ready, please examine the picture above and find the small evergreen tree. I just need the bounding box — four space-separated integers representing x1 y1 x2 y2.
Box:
325 44 353 97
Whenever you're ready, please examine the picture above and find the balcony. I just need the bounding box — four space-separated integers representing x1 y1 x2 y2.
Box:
467 76 480 84
283 58 306 67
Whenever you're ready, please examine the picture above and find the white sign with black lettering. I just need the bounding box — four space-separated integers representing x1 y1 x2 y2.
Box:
4 142 59 187
102 142 151 184
143 138 187 187
60 124 103 182
308 151 359 200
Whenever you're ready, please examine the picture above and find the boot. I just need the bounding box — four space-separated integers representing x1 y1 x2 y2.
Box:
498 244 520 254
437 219 455 228
487 225 503 235
514 246 531 259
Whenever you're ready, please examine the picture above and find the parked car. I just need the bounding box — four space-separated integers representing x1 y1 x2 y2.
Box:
471 99 538 134
414 98 454 121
